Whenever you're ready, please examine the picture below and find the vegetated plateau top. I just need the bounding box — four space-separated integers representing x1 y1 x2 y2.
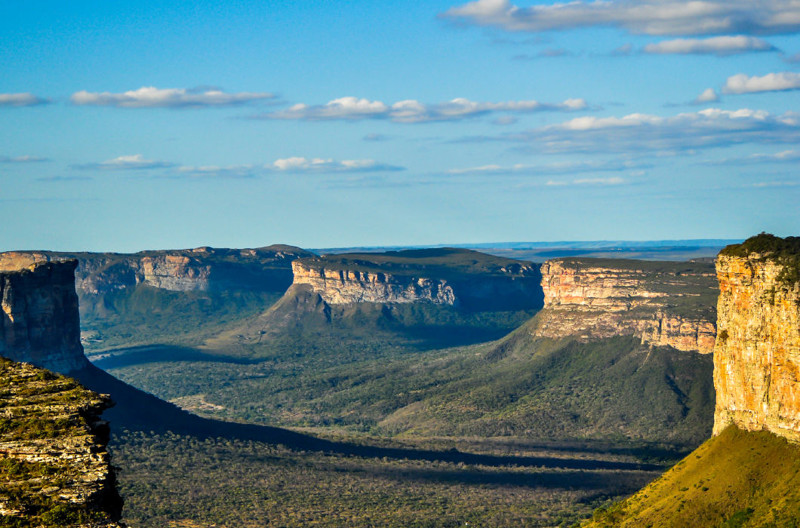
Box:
298 248 537 279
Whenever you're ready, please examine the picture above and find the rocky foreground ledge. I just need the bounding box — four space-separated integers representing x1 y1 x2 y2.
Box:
0 357 123 527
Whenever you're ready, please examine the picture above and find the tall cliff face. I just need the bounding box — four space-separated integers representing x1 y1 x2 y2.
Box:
713 236 800 441
0 357 123 527
0 260 88 373
289 249 543 311
533 258 718 353
0 244 313 309
292 261 457 305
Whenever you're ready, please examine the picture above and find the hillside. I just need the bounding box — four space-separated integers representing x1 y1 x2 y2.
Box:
586 233 800 526
586 426 800 527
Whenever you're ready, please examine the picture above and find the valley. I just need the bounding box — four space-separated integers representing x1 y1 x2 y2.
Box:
1 234 798 527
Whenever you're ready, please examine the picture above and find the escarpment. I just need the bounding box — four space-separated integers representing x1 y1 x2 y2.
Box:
0 260 88 373
0 245 313 317
0 357 123 527
533 258 718 353
290 248 543 311
713 235 800 441
292 261 457 305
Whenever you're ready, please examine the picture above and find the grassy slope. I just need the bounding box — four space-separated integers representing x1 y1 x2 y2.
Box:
586 426 800 527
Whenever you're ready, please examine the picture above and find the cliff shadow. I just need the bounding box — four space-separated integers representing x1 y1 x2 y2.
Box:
90 345 261 369
73 365 666 475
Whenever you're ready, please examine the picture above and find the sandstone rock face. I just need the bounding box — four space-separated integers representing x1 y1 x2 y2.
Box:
0 357 123 527
713 254 800 440
534 259 717 353
0 260 88 373
292 261 457 305
0 246 314 321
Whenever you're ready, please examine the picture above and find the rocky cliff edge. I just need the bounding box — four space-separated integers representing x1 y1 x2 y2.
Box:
713 234 800 441
533 258 718 353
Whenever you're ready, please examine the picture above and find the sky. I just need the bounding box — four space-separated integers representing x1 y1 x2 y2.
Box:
1 0 798 252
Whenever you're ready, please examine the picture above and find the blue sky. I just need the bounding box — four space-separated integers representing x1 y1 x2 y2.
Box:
1 0 798 252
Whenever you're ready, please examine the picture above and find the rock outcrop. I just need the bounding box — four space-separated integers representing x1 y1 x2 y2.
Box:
0 260 88 373
292 261 457 305
713 235 800 441
0 357 123 527
290 249 543 311
533 258 718 353
0 245 313 314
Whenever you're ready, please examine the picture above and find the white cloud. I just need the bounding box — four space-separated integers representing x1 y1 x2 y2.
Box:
447 159 646 175
0 93 48 107
492 108 800 154
442 0 800 37
70 87 274 108
694 88 720 104
643 36 776 56
546 176 626 186
262 96 587 123
0 155 49 163
703 149 800 166
269 157 405 173
175 165 259 178
74 154 175 171
722 72 800 94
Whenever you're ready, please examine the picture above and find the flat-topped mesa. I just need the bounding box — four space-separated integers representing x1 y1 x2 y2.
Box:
713 234 800 441
292 261 456 305
0 259 88 373
289 248 543 310
534 258 718 353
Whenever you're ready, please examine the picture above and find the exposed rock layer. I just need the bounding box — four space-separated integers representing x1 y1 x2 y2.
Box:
713 252 800 440
290 249 543 311
0 245 313 319
0 357 123 527
0 260 88 373
533 258 718 353
292 261 457 305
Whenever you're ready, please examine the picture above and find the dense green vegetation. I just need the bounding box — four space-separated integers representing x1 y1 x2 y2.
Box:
82 285 282 351
111 430 660 528
586 426 800 527
103 333 714 448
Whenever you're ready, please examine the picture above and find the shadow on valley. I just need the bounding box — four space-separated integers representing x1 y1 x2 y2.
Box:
75 364 666 480
90 345 260 369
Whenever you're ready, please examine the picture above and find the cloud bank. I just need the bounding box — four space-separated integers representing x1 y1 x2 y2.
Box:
496 108 800 154
0 93 49 107
261 96 587 123
0 155 49 163
74 154 175 171
269 157 405 173
442 0 800 36
71 87 274 108
643 36 777 56
447 159 646 175
723 72 800 94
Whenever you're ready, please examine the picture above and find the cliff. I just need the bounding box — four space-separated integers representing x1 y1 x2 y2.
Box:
0 260 88 373
713 234 800 440
0 244 312 309
290 248 543 311
0 357 123 527
292 261 456 305
533 258 718 353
